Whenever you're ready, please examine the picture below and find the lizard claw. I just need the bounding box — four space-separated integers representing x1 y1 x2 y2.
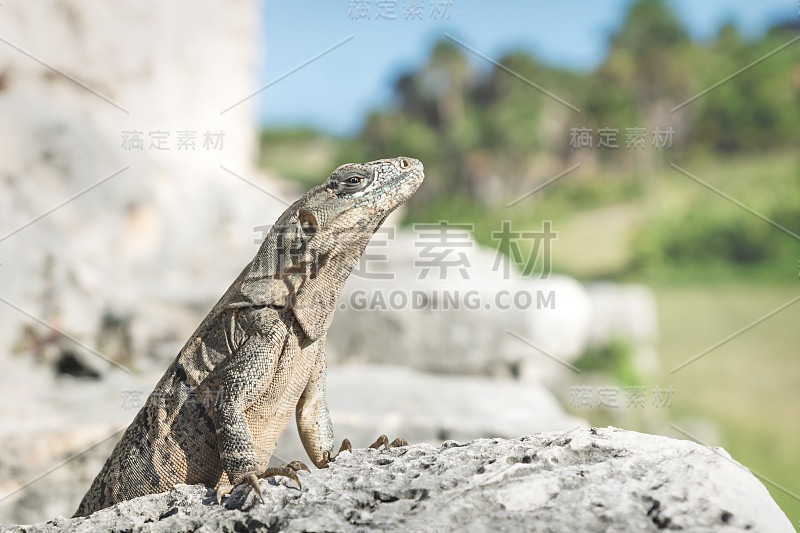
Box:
215 472 264 505
215 483 233 505
245 473 265 503
286 460 310 473
322 438 352 467
370 435 408 450
369 435 388 449
322 436 406 468
388 437 408 448
339 438 353 454
259 460 309 489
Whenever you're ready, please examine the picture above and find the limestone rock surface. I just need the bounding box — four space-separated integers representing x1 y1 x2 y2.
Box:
4 428 792 533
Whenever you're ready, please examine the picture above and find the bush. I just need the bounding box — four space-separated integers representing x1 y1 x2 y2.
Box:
574 337 639 386
631 198 799 280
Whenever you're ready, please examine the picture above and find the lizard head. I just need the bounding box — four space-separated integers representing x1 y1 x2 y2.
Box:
315 156 425 231
325 156 424 206
283 157 425 257
290 156 424 338
241 157 424 340
292 155 424 276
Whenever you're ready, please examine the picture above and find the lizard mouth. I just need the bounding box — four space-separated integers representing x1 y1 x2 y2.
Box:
375 211 391 228
379 168 423 218
390 165 425 197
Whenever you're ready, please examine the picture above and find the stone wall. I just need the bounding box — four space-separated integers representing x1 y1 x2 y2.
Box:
0 0 287 373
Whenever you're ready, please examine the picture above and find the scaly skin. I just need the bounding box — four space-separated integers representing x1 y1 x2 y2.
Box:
74 157 424 517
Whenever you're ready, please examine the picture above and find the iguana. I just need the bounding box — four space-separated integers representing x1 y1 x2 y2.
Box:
74 157 424 517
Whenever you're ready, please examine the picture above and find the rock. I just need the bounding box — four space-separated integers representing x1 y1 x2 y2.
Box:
4 428 792 532
586 283 658 344
0 355 160 524
0 362 584 525
0 0 289 376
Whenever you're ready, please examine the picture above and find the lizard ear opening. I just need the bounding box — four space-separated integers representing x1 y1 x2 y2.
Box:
298 209 317 237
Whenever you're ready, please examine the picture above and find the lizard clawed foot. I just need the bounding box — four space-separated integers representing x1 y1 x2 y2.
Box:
322 438 352 467
215 472 264 505
322 436 407 468
215 462 308 505
369 434 408 450
259 460 310 490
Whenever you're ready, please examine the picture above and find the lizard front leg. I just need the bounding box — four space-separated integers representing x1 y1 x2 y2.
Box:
295 349 336 468
211 325 286 502
295 348 406 467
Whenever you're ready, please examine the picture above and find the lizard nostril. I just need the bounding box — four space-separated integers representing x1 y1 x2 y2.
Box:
399 158 410 169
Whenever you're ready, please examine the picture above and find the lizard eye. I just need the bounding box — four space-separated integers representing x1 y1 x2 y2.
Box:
334 171 372 194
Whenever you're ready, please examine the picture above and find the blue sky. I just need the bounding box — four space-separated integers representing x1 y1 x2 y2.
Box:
258 0 795 135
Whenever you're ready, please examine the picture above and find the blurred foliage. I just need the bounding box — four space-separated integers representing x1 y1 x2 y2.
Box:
630 152 800 282
633 202 799 277
573 337 640 386
258 0 800 281
258 128 341 189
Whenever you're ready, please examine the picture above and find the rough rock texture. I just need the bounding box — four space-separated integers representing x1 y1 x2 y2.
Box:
0 361 585 525
3 428 792 532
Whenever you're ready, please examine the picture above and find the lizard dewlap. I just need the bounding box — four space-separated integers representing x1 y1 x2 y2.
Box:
74 157 423 516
